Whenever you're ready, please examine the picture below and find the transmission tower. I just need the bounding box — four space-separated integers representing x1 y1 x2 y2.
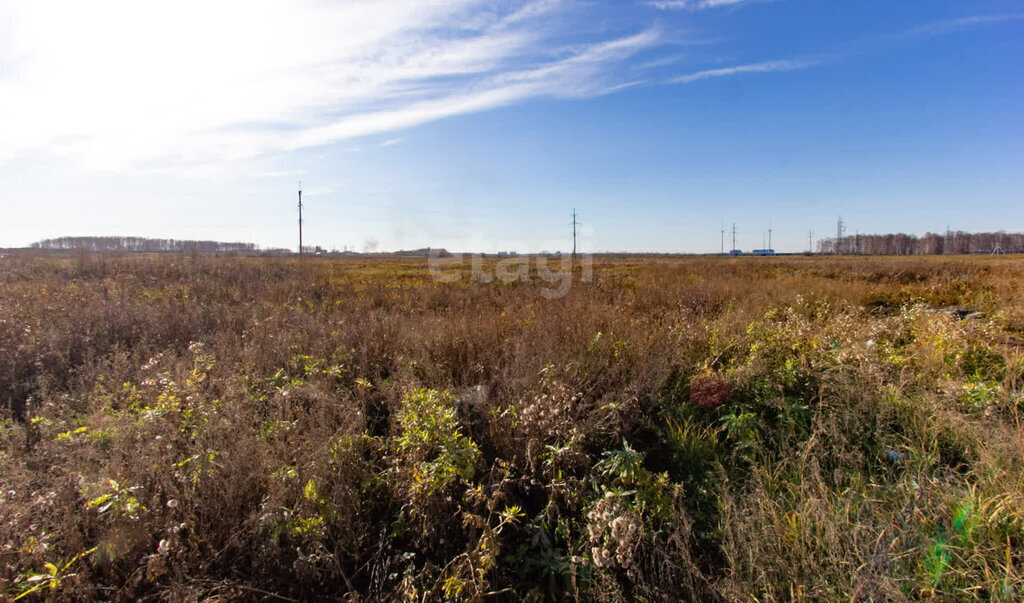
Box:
298 182 303 256
836 216 846 254
571 209 581 263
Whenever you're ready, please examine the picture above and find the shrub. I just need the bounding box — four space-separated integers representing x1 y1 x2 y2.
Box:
1 252 1023 600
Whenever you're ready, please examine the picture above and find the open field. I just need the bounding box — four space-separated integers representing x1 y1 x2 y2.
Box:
1 252 1023 601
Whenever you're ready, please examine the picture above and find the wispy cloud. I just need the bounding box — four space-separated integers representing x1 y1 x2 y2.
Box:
669 58 817 84
268 28 659 149
0 0 659 172
649 0 768 11
254 169 308 179
902 13 1024 38
5 0 1012 178
663 12 1021 88
636 53 686 70
378 138 403 147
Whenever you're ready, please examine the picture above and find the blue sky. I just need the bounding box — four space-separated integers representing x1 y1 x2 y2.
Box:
1 0 1021 253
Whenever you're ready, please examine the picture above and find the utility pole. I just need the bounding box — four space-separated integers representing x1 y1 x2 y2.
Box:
731 223 737 253
768 221 773 250
571 209 580 263
808 230 813 253
298 182 304 256
720 221 725 255
836 216 845 255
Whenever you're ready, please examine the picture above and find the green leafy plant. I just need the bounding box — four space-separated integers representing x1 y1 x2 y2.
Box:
395 388 481 493
14 547 96 600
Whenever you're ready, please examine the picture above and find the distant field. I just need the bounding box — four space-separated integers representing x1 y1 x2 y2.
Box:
2 253 1023 600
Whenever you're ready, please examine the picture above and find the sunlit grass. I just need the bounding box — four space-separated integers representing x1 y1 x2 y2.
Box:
0 252 1022 600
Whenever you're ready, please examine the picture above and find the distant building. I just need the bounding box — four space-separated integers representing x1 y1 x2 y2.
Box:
729 249 743 256
751 249 776 256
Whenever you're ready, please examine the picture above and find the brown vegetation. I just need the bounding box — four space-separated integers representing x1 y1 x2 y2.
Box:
1 252 1023 600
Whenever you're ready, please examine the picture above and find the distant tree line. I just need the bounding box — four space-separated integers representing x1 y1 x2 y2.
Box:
30 236 260 253
817 231 1023 255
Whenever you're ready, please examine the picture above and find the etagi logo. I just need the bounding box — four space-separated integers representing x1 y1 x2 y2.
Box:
427 249 593 299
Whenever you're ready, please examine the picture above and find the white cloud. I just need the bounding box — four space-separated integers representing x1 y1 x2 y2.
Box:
0 0 658 172
284 29 661 149
903 13 1024 37
669 58 817 84
661 13 1022 89
636 54 687 70
378 139 404 147
649 0 764 11
254 169 308 179
661 13 1019 88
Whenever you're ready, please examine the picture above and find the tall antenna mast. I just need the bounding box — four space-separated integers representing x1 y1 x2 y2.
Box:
571 209 580 263
298 181 303 256
720 221 725 255
732 223 737 253
768 221 772 250
808 230 813 253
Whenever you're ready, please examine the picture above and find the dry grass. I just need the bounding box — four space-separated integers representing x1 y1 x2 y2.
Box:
1 252 1022 600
